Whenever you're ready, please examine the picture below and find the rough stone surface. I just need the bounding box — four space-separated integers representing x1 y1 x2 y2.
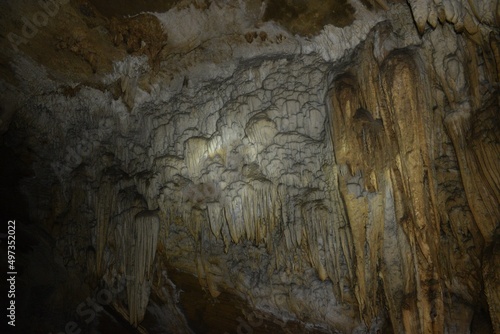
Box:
0 0 498 333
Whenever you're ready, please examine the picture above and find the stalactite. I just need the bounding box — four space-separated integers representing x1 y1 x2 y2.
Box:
444 107 500 242
322 164 356 303
206 202 224 238
380 49 444 334
196 220 222 298
185 137 209 178
95 178 117 276
125 210 160 326
378 169 413 333
300 200 329 281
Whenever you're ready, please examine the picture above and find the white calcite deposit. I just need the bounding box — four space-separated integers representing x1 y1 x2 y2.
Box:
0 0 499 333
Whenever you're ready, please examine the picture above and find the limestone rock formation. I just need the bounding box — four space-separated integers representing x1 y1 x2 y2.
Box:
0 0 498 333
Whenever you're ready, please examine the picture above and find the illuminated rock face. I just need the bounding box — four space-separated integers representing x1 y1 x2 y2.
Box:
0 0 498 333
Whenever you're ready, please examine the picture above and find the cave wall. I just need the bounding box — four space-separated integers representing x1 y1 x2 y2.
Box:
0 0 499 333
330 21 500 333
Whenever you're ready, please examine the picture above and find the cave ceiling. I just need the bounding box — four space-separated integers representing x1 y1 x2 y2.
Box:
0 0 499 333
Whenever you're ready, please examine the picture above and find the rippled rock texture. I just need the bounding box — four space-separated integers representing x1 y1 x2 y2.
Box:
0 0 498 333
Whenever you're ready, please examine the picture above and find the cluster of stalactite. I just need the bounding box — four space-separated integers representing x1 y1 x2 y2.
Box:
2 1 499 332
94 175 160 326
55 9 499 333
328 19 499 333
